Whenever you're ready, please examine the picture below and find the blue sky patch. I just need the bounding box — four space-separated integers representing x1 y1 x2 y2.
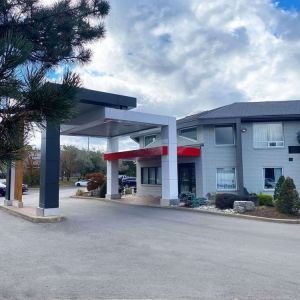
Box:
274 0 300 11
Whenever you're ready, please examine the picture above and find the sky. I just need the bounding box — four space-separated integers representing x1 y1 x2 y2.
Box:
36 0 300 151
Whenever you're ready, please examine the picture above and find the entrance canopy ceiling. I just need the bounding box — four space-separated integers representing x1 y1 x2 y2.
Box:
61 87 171 138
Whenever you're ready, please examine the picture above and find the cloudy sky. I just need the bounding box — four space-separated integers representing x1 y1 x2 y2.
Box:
39 0 300 151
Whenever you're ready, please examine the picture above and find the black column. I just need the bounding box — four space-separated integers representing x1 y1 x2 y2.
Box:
235 118 244 196
39 122 60 209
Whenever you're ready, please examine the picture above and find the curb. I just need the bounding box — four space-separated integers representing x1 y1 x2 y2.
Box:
71 195 300 224
0 205 65 223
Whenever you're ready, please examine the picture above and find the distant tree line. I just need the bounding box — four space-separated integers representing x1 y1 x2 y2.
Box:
23 145 136 186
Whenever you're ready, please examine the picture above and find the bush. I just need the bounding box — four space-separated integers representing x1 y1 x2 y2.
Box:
275 177 300 214
86 173 105 191
99 181 107 198
257 194 274 206
274 175 285 200
215 193 258 209
215 193 240 209
76 189 85 196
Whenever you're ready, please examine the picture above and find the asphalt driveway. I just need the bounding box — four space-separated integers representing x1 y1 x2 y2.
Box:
1 188 300 299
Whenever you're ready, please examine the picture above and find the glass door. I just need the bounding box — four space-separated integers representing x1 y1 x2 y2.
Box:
178 163 196 194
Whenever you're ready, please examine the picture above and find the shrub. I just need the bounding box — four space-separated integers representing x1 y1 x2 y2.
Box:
275 177 300 214
215 193 258 209
99 181 107 198
86 173 105 191
215 193 240 209
274 175 285 200
124 188 132 195
257 194 274 206
76 189 85 196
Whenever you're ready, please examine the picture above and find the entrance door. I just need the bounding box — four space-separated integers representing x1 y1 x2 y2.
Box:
178 163 196 194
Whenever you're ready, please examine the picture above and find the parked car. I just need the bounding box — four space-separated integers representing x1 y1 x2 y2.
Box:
122 177 136 188
118 175 128 181
22 184 28 193
74 179 90 187
0 182 28 196
0 182 6 197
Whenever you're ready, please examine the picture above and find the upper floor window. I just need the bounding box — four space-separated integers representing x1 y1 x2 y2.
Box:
179 127 197 141
144 135 156 147
215 126 234 145
253 123 284 148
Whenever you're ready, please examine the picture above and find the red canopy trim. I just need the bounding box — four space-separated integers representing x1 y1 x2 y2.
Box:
104 146 200 160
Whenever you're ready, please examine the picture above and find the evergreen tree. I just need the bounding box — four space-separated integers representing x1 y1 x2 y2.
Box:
275 177 300 214
274 175 285 201
0 0 110 166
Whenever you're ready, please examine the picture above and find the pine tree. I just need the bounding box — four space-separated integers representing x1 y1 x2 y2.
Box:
274 175 285 201
0 0 110 166
275 177 300 215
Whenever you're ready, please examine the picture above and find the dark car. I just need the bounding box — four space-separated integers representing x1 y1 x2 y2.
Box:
22 184 29 193
0 184 6 197
122 177 136 188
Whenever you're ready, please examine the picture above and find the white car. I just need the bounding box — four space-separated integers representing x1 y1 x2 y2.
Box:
74 179 90 187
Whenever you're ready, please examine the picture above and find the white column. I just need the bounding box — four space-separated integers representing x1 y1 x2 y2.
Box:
106 137 120 199
4 163 15 206
10 165 16 201
160 118 178 206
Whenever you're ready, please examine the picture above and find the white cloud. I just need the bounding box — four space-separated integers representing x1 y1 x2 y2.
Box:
37 0 300 150
75 0 300 114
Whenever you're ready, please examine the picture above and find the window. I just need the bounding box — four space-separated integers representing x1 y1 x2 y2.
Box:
216 168 237 190
253 123 284 148
179 127 197 141
141 167 161 185
144 135 156 146
215 126 234 145
263 168 282 190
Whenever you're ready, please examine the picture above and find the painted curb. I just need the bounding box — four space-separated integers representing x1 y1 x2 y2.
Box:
71 195 300 224
0 205 65 223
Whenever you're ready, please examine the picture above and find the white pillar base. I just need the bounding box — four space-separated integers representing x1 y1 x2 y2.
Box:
160 198 179 206
36 207 60 217
12 200 23 208
3 200 13 206
105 194 121 200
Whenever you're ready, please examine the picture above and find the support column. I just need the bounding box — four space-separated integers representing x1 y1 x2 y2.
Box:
105 137 120 200
12 161 24 208
36 122 60 217
235 118 244 196
161 118 178 206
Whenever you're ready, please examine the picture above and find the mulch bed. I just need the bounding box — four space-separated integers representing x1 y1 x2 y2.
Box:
243 206 300 219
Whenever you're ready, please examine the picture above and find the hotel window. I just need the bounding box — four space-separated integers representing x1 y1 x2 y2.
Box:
179 127 197 141
216 168 237 190
141 167 161 185
253 123 284 148
215 126 234 145
263 168 282 190
144 135 156 146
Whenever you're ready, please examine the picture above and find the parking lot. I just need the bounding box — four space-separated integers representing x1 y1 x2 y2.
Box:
1 187 300 299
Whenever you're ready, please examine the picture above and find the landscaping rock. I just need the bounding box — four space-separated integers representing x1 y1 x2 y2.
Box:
233 201 255 213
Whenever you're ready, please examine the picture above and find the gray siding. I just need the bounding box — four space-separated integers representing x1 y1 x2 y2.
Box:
242 121 300 194
134 121 300 199
201 125 237 196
